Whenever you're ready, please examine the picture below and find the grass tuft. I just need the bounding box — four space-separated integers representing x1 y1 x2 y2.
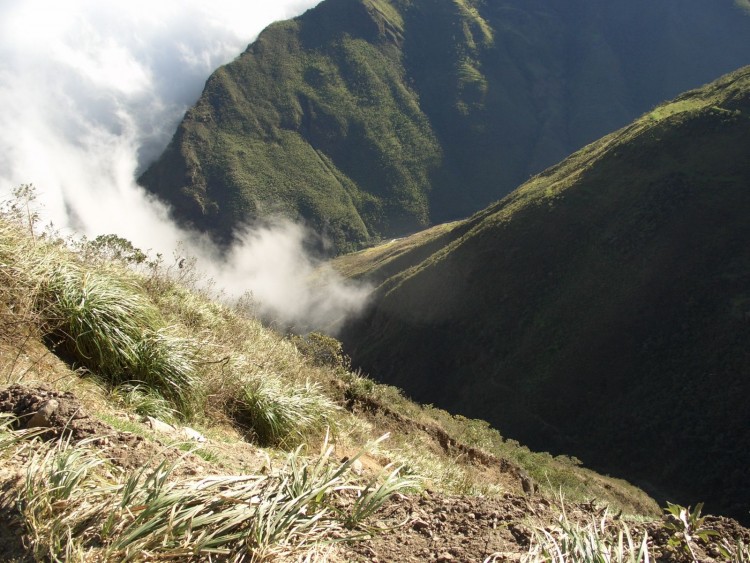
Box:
524 504 652 563
111 384 179 421
38 265 199 416
234 376 338 447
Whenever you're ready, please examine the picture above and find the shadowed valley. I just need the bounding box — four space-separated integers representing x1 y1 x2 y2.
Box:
336 66 750 523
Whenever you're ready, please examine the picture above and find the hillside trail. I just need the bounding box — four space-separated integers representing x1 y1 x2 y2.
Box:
0 384 747 562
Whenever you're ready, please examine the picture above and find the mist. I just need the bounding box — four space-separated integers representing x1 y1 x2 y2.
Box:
0 0 372 333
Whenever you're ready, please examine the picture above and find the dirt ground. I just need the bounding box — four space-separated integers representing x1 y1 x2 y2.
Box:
334 490 750 562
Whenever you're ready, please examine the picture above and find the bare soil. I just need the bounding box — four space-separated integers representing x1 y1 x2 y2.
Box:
337 492 750 563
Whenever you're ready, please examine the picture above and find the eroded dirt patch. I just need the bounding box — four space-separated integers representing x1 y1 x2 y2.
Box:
0 384 215 476
339 491 560 562
338 491 750 563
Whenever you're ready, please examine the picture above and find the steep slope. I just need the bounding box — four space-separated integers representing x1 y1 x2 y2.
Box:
339 67 750 522
139 0 750 251
1 196 678 561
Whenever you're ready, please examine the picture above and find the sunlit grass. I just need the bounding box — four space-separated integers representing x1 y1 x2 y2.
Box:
234 376 338 447
523 502 652 563
5 424 416 562
38 264 199 418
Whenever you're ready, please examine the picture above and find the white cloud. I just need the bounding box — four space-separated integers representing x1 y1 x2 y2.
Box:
0 0 371 333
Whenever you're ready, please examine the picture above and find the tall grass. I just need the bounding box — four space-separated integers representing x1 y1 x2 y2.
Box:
0 202 201 417
234 376 338 447
1 191 346 447
37 264 199 415
20 437 106 562
8 426 416 562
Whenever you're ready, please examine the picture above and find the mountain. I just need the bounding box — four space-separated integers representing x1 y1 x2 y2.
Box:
139 0 750 252
336 66 750 522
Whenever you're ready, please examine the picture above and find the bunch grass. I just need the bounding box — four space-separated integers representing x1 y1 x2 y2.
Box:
0 197 201 418
523 505 652 563
110 383 179 421
39 264 199 416
234 376 338 447
8 425 416 562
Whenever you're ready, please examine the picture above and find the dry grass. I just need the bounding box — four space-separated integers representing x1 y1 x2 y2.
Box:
523 505 652 563
328 221 459 281
5 424 415 562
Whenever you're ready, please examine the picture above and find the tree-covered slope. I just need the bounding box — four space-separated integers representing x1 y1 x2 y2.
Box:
140 0 750 251
338 67 750 522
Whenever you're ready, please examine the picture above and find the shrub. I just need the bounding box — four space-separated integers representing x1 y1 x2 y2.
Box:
292 332 351 370
80 234 148 265
343 370 376 401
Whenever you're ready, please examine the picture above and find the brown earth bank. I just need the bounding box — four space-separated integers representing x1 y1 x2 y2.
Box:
337 492 750 562
1 384 748 562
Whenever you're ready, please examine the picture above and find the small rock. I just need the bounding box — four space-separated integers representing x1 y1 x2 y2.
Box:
412 518 430 532
436 552 454 562
519 470 534 495
180 426 206 442
509 523 531 546
26 399 59 428
145 416 175 434
351 459 364 475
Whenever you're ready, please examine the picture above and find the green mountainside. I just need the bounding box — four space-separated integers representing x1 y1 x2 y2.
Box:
336 66 750 523
139 0 750 252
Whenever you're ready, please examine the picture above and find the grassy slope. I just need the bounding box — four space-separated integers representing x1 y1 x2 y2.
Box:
0 198 665 559
139 0 750 252
140 0 440 252
339 66 750 523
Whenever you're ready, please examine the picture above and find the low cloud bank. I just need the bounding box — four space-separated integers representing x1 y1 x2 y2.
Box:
205 221 371 332
0 0 371 332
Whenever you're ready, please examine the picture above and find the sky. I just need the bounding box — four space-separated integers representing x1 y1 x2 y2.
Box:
0 0 372 332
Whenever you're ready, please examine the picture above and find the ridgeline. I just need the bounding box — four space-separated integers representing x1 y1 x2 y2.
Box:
139 0 750 253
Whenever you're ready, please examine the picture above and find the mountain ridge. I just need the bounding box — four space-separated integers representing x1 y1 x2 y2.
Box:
139 0 750 252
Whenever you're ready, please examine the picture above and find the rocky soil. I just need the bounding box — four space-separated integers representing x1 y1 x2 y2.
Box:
336 491 750 562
